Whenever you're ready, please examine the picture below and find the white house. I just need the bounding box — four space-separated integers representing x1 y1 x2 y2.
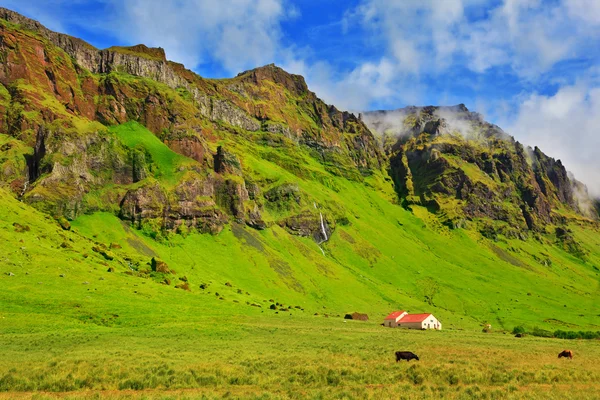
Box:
383 311 442 330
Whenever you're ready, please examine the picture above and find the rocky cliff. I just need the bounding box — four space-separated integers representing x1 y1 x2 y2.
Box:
363 105 597 241
0 8 596 248
0 9 379 242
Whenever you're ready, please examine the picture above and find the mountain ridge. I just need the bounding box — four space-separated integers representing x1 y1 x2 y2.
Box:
362 105 597 235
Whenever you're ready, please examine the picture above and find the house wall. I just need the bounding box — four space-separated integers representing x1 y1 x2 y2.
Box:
398 321 423 330
425 316 441 330
398 315 442 330
420 316 441 330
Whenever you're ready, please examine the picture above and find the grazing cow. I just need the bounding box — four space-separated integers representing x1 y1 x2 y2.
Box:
395 351 419 362
558 350 573 359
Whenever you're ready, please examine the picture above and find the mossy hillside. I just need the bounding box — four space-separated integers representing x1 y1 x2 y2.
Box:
217 65 383 172
215 129 598 331
105 45 166 62
0 18 378 227
2 137 600 333
95 71 209 137
110 121 196 185
15 124 136 220
1 64 596 332
0 133 32 191
81 123 600 329
8 79 104 138
0 21 96 130
383 113 595 240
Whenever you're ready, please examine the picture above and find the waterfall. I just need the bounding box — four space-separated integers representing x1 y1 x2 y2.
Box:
317 244 325 256
20 181 28 198
319 211 328 242
314 202 329 243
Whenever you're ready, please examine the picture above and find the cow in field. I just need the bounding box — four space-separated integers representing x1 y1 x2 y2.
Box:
395 351 419 362
558 350 573 359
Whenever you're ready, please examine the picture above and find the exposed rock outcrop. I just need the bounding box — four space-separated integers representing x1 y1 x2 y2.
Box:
119 178 229 235
0 7 260 133
280 209 333 243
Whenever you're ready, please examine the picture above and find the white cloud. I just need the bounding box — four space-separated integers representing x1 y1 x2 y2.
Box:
348 0 599 78
565 0 600 25
505 83 600 196
283 57 424 111
106 0 290 72
349 0 469 75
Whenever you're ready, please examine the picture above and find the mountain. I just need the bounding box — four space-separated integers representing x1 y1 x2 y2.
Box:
363 105 598 238
1 8 599 331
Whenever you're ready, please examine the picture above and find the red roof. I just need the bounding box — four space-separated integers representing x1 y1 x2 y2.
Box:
384 310 406 320
398 313 432 323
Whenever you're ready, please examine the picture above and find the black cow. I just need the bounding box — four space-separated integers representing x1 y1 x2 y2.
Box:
395 351 419 362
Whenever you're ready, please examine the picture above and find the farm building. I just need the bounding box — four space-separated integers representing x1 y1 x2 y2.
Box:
383 310 407 327
383 311 442 330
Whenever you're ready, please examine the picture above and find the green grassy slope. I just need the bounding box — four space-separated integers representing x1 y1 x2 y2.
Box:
110 122 195 185
2 120 599 333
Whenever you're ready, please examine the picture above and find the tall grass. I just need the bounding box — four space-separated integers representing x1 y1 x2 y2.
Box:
1 321 600 399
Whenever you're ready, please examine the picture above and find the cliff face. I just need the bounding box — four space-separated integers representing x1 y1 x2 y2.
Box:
0 9 380 242
0 8 595 246
0 7 382 170
229 64 384 172
363 106 597 239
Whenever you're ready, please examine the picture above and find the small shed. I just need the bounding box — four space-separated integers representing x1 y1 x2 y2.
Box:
344 312 369 321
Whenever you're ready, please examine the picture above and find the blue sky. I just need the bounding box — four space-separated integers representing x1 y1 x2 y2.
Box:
2 0 600 193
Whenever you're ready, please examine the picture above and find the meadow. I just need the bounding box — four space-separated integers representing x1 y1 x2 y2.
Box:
1 315 600 399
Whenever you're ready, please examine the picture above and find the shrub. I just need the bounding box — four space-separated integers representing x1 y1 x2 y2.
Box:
512 325 526 335
532 327 553 338
554 330 600 340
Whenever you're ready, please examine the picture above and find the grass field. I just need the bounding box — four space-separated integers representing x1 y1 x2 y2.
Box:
1 316 600 399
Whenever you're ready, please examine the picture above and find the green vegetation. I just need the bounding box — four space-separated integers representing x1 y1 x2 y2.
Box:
111 121 195 184
0 188 599 399
554 330 600 340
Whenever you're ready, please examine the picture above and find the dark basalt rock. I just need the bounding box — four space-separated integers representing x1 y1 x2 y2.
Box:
214 146 242 175
151 257 170 273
